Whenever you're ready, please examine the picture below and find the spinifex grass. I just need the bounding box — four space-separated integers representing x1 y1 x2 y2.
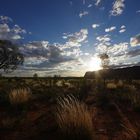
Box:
56 95 94 140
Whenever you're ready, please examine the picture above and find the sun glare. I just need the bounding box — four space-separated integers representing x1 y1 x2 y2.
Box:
88 57 102 71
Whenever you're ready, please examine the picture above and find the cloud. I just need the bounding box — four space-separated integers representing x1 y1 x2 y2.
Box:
0 15 26 41
0 16 12 23
22 29 88 68
95 0 101 6
119 29 126 33
110 0 125 16
136 10 140 13
92 24 100 29
108 42 128 56
69 1 73 6
17 42 85 76
83 0 86 5
127 49 140 57
130 34 140 47
88 4 92 8
95 34 111 54
96 34 111 42
19 28 89 76
119 25 126 33
97 42 130 68
105 26 116 32
121 25 125 29
79 11 89 18
17 28 89 76
22 41 76 68
62 29 88 48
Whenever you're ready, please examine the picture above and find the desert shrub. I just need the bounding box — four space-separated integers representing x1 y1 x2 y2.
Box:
107 83 117 89
56 96 94 140
123 84 137 92
9 88 32 105
117 80 124 88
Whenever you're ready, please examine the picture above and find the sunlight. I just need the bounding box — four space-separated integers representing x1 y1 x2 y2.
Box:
88 57 102 71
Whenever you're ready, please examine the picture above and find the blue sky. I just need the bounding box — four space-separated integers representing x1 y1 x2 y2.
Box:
0 0 140 76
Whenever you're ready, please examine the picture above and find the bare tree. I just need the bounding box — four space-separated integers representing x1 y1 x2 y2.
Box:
0 40 24 72
99 53 109 69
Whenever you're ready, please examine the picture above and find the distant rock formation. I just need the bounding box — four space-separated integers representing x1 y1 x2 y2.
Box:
84 66 140 80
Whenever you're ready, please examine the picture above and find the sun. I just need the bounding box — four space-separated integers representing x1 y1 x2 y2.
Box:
88 57 102 71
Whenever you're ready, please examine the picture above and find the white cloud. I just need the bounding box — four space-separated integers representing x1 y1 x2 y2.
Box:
88 4 92 8
92 24 100 29
136 10 140 13
96 34 111 54
96 34 111 42
95 0 101 6
62 29 88 48
119 28 126 33
0 23 10 32
19 39 86 77
0 15 26 41
23 28 89 68
12 25 26 34
22 41 76 67
121 25 126 29
130 34 140 47
79 11 89 18
0 16 12 23
119 25 126 33
105 26 116 32
96 43 108 53
110 0 125 16
108 42 128 56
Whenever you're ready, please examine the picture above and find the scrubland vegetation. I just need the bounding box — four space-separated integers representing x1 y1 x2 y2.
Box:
0 77 140 140
56 96 93 140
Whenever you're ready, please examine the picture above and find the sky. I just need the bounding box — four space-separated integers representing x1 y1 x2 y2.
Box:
0 0 140 77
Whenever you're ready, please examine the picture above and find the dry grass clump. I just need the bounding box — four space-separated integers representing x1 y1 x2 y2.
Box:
56 96 94 140
9 88 32 105
107 83 117 89
117 80 124 88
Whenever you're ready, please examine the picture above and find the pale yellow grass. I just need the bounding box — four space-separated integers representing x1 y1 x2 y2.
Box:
56 96 94 140
9 88 32 105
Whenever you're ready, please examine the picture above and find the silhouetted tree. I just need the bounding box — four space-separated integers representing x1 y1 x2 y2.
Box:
33 73 38 78
0 40 24 72
99 53 109 69
99 53 110 88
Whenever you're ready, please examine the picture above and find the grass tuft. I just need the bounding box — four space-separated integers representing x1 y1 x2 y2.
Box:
56 95 94 140
9 87 32 105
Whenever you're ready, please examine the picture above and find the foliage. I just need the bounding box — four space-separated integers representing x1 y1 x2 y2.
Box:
0 40 24 72
99 53 109 69
33 73 38 78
